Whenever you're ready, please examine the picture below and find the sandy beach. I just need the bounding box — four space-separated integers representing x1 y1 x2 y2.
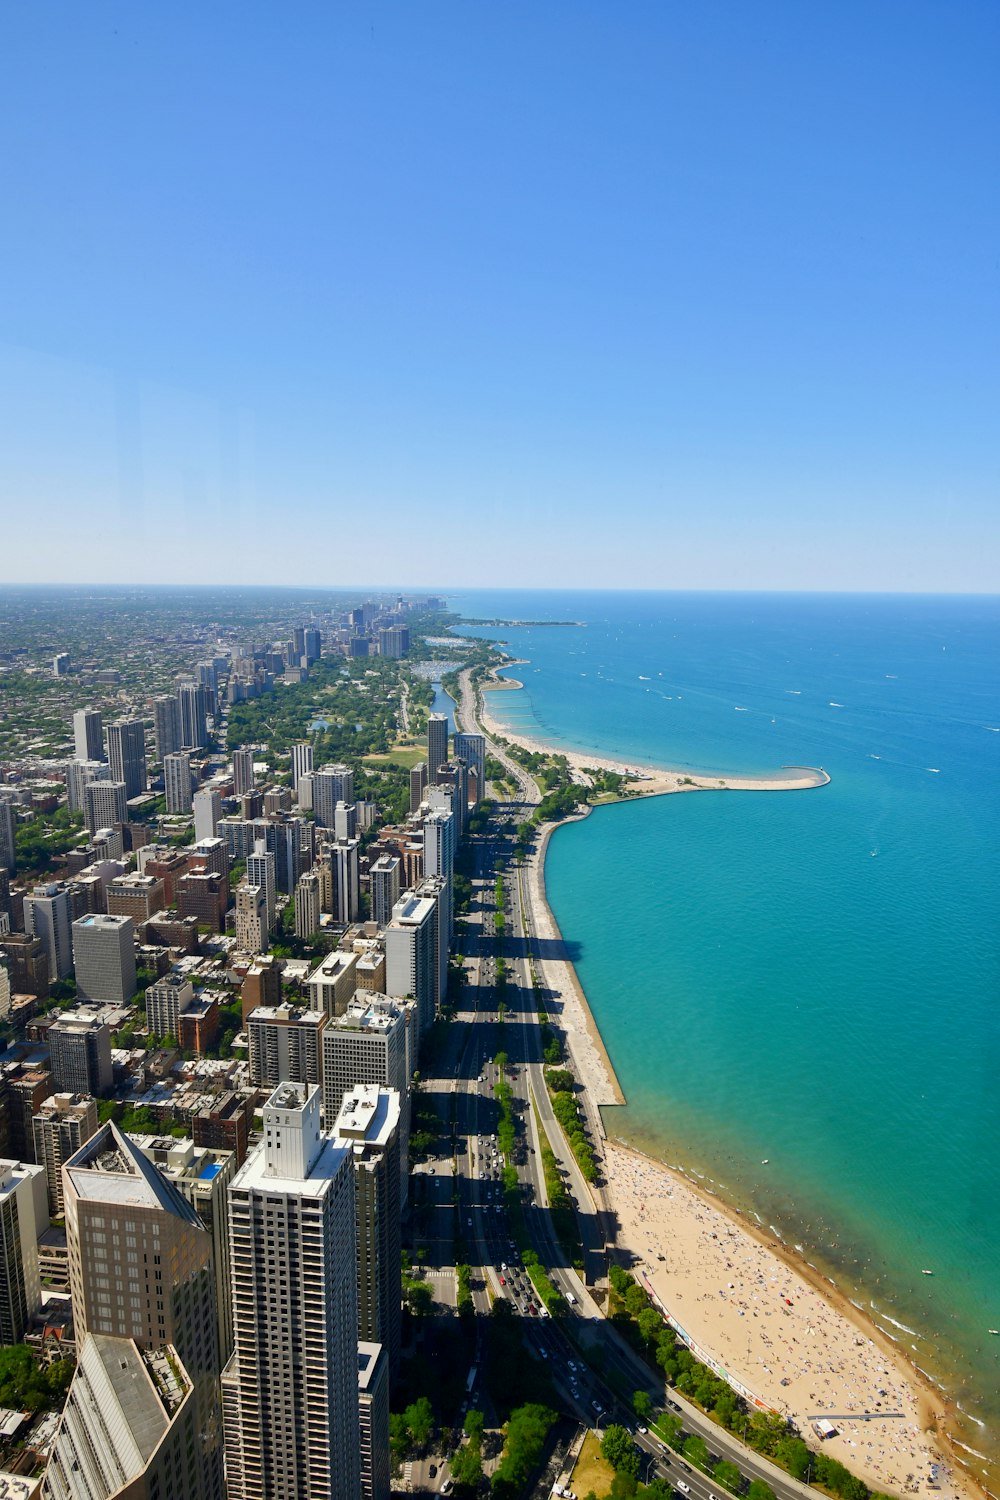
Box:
605 1141 977 1499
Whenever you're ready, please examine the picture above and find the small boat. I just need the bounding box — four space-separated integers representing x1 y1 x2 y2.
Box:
761 1159 770 1165
989 1329 999 1336
922 1269 934 1276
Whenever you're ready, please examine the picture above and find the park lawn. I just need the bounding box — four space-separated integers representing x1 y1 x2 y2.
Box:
363 744 428 770
570 1431 614 1500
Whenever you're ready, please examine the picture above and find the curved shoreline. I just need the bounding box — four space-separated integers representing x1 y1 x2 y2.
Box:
481 712 986 1497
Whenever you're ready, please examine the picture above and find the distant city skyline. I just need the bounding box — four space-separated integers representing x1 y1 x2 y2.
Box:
1 4 997 592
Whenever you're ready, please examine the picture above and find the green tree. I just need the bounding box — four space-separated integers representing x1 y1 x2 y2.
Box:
773 1436 812 1480
712 1459 742 1492
682 1434 708 1469
632 1390 653 1422
601 1425 639 1477
746 1483 777 1500
404 1396 435 1451
464 1409 485 1442
451 1441 484 1489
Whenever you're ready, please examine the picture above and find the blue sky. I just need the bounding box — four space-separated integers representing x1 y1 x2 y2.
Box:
1 3 997 590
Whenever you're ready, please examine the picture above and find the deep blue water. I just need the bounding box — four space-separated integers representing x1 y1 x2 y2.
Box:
449 589 1000 1452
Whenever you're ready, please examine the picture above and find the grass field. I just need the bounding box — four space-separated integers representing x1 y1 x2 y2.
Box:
363 742 428 770
570 1430 614 1499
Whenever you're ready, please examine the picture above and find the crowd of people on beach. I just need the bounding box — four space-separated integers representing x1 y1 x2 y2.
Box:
610 1145 965 1497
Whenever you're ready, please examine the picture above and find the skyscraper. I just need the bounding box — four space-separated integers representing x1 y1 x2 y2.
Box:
71 913 136 1006
235 884 268 954
312 764 354 829
106 718 148 800
294 870 321 941
48 1013 114 1095
408 760 428 814
232 746 255 796
329 838 360 924
66 757 110 815
385 891 437 1033
291 742 314 792
331 1085 402 1372
453 731 486 805
84 778 127 836
178 682 208 751
247 840 276 932
426 713 449 787
222 1083 360 1500
24 882 75 978
164 751 193 813
73 707 105 763
62 1123 225 1498
0 800 15 875
247 1005 326 1089
153 693 182 760
193 787 222 840
0 1157 46 1345
370 854 401 930
32 1093 99 1216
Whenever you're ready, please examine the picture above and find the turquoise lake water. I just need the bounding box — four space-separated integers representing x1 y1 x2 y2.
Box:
449 589 1000 1458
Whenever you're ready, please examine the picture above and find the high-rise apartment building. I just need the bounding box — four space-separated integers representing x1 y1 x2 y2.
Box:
322 997 411 1177
0 800 15 875
42 1333 208 1500
370 854 401 930
295 870 321 940
66 757 110 815
24 882 75 978
164 751 193 813
0 1157 46 1345
193 787 222 841
32 1093 99 1215
303 627 322 664
178 682 209 751
73 708 105 763
331 1085 402 1373
385 891 437 1033
416 874 450 1016
153 693 182 760
146 974 196 1040
426 713 449 787
106 718 148 800
305 950 358 1020
222 1083 360 1500
333 799 357 841
247 1005 326 1089
48 1013 113 1096
247 840 276 931
63 1124 224 1499
453 731 486 805
232 746 255 796
329 837 360 924
71 912 136 1006
312 764 355 829
291 742 313 792
235 884 268 955
358 1342 391 1500
409 761 428 814
84 778 127 836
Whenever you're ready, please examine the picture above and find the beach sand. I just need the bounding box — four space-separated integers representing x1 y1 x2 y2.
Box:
605 1141 976 1499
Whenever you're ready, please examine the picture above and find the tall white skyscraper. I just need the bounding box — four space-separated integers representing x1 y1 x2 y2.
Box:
73 708 105 763
291 742 314 793
312 765 354 829
222 1083 360 1500
106 718 148 800
247 840 276 931
24 882 75 979
331 1085 402 1374
385 892 437 1033
66 757 110 815
193 787 222 841
0 1157 47 1345
164 751 193 813
294 870 321 940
